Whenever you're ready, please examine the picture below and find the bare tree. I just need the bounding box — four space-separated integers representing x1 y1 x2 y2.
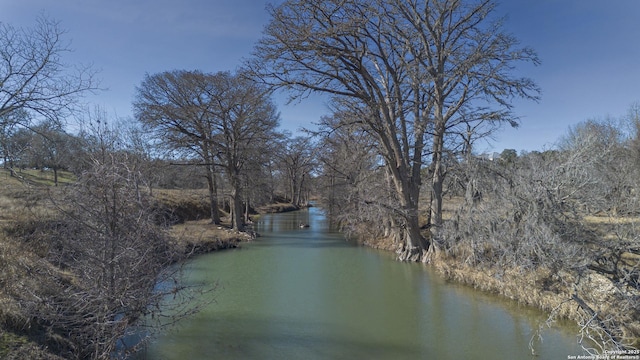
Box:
0 16 98 124
24 121 75 185
0 110 28 168
134 71 280 231
559 118 631 215
627 103 640 168
134 70 222 224
442 116 640 353
208 72 280 231
4 117 211 359
315 113 394 239
249 0 538 260
278 136 316 207
121 121 162 198
0 110 31 170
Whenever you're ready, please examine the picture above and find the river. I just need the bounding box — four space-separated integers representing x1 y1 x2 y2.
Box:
138 206 582 359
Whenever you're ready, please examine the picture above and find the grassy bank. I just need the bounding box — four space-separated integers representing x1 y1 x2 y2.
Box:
0 169 262 358
257 202 300 213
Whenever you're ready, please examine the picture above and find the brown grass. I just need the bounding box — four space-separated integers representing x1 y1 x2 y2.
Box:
583 215 640 225
431 256 577 316
0 227 70 358
168 219 249 257
0 174 252 357
357 194 640 348
257 202 299 213
0 168 75 187
153 188 215 223
583 214 640 244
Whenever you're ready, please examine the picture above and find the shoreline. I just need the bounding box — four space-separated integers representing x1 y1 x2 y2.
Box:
166 203 308 260
196 207 576 328
360 234 639 350
160 200 639 351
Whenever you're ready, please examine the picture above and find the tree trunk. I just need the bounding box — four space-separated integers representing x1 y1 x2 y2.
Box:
290 176 298 206
397 203 429 261
205 165 221 225
244 198 250 224
431 131 445 229
426 126 446 261
388 164 429 261
230 172 244 231
296 174 306 207
381 145 429 261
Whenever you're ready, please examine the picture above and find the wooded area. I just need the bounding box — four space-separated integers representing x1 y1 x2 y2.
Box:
248 0 539 260
1 1 639 358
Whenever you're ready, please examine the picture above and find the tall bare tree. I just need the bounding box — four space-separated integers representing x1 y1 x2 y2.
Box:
278 136 315 207
134 71 279 231
208 72 280 231
0 16 98 124
250 0 539 260
0 109 29 169
1 16 97 179
316 113 392 238
134 70 222 224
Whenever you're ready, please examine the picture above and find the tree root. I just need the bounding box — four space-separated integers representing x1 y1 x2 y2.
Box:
396 245 427 262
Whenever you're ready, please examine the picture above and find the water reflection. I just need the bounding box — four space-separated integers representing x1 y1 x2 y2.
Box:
139 207 582 360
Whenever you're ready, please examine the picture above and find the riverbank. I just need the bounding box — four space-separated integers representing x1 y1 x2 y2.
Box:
359 226 640 351
0 172 299 359
166 206 307 258
141 207 582 359
362 234 572 310
168 220 246 257
159 196 305 259
152 189 306 258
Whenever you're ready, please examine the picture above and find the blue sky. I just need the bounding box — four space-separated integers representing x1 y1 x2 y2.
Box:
2 0 639 152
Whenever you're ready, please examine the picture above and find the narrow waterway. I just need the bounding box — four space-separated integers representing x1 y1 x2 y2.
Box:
140 207 582 359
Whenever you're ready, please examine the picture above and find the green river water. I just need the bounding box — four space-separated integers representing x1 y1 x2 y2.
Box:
137 206 583 359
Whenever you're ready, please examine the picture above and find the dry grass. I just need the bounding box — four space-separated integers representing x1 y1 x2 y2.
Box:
1 168 75 187
432 257 577 317
583 214 640 244
584 215 640 225
154 188 210 201
153 188 217 223
0 170 262 358
0 169 65 218
169 219 248 256
0 171 31 219
257 202 299 213
0 228 69 359
431 251 640 348
429 195 640 348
